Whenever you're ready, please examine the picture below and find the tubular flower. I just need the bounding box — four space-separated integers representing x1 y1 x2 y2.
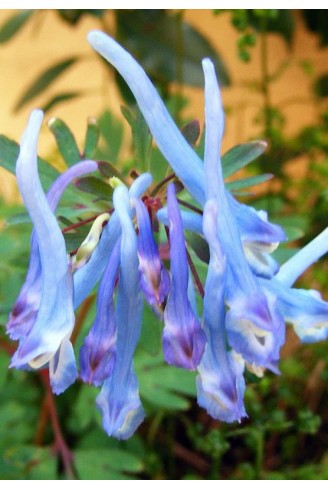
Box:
79 238 121 386
197 199 246 422
96 185 145 440
7 159 98 341
87 30 286 262
9 110 77 394
73 173 153 308
163 183 206 371
263 226 328 343
201 58 285 372
131 197 170 313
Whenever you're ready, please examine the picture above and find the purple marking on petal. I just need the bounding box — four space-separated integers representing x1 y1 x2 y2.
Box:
163 183 206 370
7 159 98 342
197 199 247 422
96 185 144 439
132 198 170 310
79 239 121 386
10 111 77 392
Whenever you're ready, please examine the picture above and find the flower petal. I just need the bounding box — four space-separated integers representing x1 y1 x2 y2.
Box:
265 278 328 343
79 239 121 386
73 173 153 308
96 185 144 439
202 59 284 371
197 199 246 422
7 159 98 341
163 183 206 370
132 197 170 311
10 110 77 392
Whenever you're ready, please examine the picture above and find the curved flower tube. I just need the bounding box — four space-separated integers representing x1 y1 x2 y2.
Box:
87 30 285 255
10 110 77 394
131 197 170 312
73 173 153 308
157 206 280 279
263 226 328 343
7 159 98 341
163 183 206 370
202 59 285 371
96 185 145 439
79 238 121 386
197 199 246 422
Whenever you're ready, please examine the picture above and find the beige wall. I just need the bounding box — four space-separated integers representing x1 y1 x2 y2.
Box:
0 9 327 201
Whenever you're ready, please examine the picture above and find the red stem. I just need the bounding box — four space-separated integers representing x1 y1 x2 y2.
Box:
39 370 76 479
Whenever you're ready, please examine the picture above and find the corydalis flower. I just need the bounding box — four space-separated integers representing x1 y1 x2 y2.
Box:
163 183 206 371
201 58 285 372
264 226 328 343
87 30 286 270
96 185 145 439
73 173 153 309
7 159 98 342
132 197 170 312
197 199 246 422
79 238 121 386
10 110 78 394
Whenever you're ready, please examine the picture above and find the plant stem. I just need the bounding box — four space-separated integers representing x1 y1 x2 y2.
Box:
260 17 271 140
40 370 76 479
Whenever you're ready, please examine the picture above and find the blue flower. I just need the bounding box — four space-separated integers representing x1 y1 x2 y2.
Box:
7 158 98 342
9 110 79 394
201 58 285 372
79 239 121 386
163 183 206 370
87 30 286 269
131 197 170 313
196 199 246 422
264 226 328 343
73 173 153 308
96 184 145 439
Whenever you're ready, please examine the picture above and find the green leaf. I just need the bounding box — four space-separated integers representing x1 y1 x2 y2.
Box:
136 350 196 411
116 10 230 87
181 119 200 147
185 231 209 264
57 9 105 25
249 10 295 45
121 105 152 172
42 91 81 113
84 117 100 159
74 176 113 201
222 140 267 178
226 173 273 191
98 161 128 185
0 10 34 44
314 73 328 98
14 57 78 112
48 117 81 166
75 449 143 480
95 110 124 163
4 446 56 480
0 134 59 191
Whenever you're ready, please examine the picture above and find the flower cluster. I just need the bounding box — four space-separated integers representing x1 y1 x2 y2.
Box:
7 31 328 439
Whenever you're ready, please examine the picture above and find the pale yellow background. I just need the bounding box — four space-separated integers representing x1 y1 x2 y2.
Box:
0 9 327 201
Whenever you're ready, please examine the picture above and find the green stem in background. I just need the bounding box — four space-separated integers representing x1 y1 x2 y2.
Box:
254 428 264 479
260 16 271 141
